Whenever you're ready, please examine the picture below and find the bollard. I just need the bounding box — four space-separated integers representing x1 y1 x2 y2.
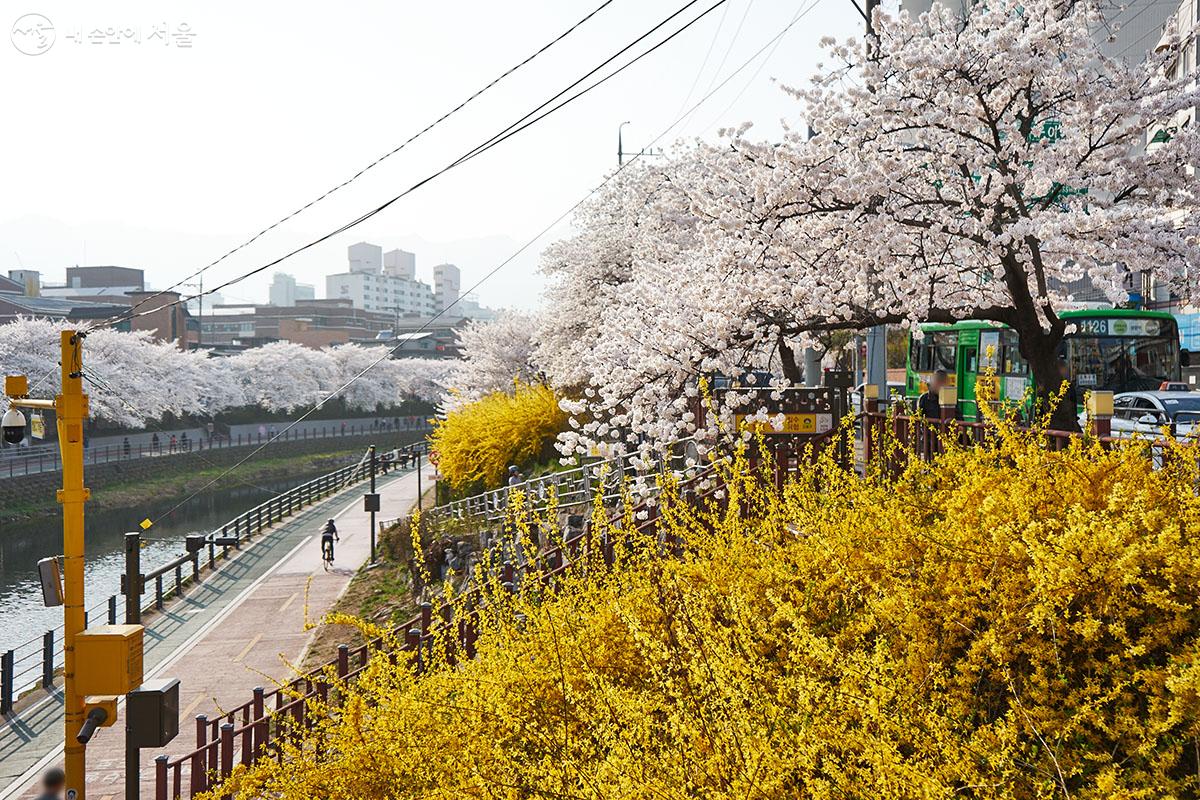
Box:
0 650 11 714
125 531 142 624
43 630 54 688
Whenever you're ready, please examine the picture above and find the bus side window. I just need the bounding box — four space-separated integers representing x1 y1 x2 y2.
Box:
932 332 958 372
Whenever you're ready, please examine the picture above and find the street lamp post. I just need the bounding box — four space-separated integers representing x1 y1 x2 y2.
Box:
5 330 91 799
618 120 631 166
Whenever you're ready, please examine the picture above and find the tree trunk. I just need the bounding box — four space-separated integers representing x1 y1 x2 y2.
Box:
1018 326 1080 433
777 337 803 385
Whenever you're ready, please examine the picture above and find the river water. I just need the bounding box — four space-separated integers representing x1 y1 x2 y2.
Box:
0 467 335 658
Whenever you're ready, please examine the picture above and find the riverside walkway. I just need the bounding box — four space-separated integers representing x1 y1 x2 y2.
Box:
0 464 432 800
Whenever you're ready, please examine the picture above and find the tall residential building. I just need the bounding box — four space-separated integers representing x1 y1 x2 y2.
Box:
383 248 416 279
326 242 438 315
348 241 383 274
433 263 461 311
269 272 316 307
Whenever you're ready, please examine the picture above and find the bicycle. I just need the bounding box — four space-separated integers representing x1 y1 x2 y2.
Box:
320 518 339 571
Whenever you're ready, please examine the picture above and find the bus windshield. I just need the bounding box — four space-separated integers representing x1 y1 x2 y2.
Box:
1066 334 1180 394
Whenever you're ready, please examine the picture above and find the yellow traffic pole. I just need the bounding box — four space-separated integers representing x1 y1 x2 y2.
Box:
57 330 90 800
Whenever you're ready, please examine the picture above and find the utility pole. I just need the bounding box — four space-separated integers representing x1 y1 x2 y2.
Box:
5 332 91 798
863 0 888 404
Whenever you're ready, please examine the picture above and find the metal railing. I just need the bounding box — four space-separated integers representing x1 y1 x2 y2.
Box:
0 418 430 480
0 442 426 715
412 440 699 529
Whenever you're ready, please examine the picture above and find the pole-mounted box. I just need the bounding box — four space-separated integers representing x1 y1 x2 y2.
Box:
4 374 28 397
363 493 380 512
74 624 144 696
37 556 63 607
127 678 180 748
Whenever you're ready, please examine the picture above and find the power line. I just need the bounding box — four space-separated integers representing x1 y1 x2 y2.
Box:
673 0 734 117
99 0 621 330
134 0 821 526
698 0 806 132
93 0 729 333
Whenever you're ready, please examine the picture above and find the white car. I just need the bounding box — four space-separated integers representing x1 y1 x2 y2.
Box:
1107 391 1200 439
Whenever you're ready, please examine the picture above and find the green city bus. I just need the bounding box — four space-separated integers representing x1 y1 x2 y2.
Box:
905 309 1185 420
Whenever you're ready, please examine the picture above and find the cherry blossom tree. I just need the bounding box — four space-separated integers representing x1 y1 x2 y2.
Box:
543 0 1200 454
442 311 542 411
0 318 449 425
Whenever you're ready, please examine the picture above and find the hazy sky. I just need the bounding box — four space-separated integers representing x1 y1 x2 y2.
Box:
2 0 863 310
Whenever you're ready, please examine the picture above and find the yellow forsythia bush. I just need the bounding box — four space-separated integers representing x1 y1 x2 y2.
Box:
430 381 567 492
208 426 1200 799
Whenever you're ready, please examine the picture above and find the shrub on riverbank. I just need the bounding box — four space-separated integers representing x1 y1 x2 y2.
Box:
430 381 566 493
208 427 1200 799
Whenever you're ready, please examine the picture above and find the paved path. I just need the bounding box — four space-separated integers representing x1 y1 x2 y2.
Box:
0 465 431 799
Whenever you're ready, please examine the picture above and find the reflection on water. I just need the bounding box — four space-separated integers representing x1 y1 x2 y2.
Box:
0 468 332 655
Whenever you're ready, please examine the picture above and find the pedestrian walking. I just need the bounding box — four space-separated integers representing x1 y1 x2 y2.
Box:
168 434 177 454
258 424 266 442
151 432 160 454
34 767 64 800
122 437 131 459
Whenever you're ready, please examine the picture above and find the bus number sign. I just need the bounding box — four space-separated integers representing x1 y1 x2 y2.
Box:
1075 317 1161 337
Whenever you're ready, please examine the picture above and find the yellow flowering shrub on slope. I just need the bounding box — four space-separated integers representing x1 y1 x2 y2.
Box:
431 381 567 492
209 427 1200 799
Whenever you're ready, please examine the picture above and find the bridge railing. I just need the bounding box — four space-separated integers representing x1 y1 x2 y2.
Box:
0 441 427 716
0 418 430 480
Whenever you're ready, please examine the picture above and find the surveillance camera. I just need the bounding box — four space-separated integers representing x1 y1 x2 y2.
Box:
2 407 26 444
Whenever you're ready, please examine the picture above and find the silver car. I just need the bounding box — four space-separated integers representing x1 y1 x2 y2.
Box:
1109 391 1200 438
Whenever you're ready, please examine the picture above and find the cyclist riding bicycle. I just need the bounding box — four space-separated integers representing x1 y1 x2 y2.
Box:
321 518 339 566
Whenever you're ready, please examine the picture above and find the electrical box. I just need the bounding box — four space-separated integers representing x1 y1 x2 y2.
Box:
74 625 143 696
363 493 380 512
37 557 63 607
83 695 119 728
185 534 206 553
5 374 28 397
127 678 180 748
